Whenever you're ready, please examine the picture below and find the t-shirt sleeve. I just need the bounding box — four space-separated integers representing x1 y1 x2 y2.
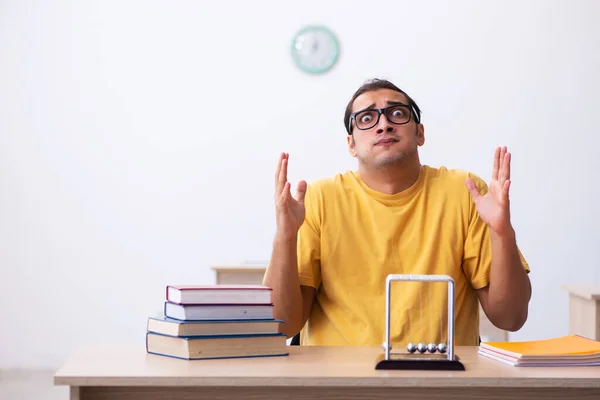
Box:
463 173 530 290
297 182 322 290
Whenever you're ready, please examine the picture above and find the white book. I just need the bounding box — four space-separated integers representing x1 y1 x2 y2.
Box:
166 284 272 305
164 302 274 321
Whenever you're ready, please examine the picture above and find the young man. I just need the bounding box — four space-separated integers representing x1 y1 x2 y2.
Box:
263 79 531 347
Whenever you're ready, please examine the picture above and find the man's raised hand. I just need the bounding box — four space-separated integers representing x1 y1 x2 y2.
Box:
274 153 307 240
465 146 513 235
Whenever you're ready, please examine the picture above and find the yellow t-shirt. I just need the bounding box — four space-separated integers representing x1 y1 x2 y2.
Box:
296 165 529 347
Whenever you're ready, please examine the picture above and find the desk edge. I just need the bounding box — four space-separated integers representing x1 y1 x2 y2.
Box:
53 375 600 388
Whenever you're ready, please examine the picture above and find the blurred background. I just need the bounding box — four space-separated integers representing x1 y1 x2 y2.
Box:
1 0 599 377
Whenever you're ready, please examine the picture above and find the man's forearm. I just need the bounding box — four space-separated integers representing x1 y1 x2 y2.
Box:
487 226 531 331
262 233 304 337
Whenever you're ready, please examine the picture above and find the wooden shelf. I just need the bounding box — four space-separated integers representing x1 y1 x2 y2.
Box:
562 284 600 340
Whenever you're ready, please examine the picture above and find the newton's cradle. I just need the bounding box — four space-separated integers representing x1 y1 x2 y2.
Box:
375 274 466 371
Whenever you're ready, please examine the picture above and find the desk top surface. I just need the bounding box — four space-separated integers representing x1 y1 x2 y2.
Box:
54 345 600 388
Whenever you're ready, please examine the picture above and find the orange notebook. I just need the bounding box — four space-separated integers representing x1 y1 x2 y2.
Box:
478 335 600 367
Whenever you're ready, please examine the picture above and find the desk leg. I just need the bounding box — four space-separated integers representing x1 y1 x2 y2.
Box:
70 386 80 400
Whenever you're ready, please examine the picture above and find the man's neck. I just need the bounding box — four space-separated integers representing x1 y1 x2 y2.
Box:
358 159 422 195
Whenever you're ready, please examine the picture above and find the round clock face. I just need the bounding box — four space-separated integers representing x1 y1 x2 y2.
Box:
291 25 339 74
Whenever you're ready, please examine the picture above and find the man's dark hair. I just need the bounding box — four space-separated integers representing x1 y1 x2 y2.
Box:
343 78 421 135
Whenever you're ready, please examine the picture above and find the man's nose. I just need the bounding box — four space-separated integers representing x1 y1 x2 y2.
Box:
376 114 394 134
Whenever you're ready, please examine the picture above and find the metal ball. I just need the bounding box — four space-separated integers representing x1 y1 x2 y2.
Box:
406 342 417 353
381 341 392 351
427 343 437 353
417 343 427 353
437 343 447 353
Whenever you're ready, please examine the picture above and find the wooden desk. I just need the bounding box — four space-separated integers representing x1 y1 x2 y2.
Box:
562 284 600 340
54 345 600 400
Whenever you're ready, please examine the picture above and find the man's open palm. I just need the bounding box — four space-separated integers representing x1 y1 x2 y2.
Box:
275 153 307 236
465 146 512 235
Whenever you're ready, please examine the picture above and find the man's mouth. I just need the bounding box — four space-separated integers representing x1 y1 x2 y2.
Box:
375 138 399 145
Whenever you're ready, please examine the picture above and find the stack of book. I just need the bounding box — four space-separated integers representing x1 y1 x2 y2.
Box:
478 334 600 366
145 284 288 360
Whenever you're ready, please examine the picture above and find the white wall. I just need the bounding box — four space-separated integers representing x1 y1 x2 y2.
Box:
1 0 599 369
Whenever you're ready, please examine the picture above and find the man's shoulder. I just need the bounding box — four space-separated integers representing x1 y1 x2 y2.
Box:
306 170 358 194
423 165 488 190
302 172 356 221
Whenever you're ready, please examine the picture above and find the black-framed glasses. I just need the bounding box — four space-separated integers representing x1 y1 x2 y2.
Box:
348 103 417 133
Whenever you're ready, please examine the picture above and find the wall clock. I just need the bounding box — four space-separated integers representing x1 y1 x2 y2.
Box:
291 25 339 74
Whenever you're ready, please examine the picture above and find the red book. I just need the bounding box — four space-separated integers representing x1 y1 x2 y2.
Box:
166 285 272 305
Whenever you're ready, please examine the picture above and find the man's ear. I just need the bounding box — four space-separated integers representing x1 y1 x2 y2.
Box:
347 135 357 157
417 124 425 146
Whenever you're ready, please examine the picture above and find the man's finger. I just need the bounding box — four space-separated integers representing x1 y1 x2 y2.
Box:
296 180 307 205
501 150 511 182
277 155 288 195
465 178 482 200
503 179 511 202
279 181 291 203
498 146 507 182
275 152 284 189
492 147 500 181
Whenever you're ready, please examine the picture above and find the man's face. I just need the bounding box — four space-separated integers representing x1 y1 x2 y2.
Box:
347 89 424 168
